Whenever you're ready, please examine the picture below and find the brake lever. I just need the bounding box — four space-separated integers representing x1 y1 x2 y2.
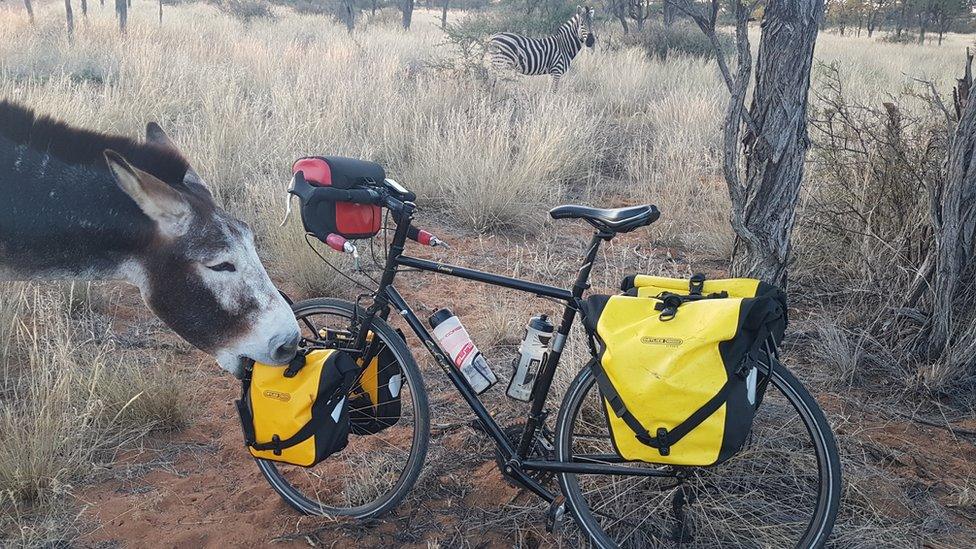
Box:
280 171 305 227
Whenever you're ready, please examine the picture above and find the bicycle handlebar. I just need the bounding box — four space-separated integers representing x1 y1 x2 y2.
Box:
304 186 381 210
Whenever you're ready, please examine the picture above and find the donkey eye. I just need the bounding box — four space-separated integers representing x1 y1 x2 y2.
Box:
208 262 236 273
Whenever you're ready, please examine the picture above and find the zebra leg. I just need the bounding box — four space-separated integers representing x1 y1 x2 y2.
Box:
551 73 561 92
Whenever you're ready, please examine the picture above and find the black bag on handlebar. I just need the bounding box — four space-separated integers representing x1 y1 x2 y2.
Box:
292 156 384 240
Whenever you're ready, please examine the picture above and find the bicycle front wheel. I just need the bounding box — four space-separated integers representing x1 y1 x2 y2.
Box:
255 298 430 519
555 360 841 548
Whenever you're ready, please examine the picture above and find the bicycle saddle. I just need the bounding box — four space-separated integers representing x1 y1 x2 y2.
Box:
549 204 660 233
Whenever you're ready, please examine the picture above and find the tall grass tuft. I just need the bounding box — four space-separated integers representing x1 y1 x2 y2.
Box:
0 287 192 545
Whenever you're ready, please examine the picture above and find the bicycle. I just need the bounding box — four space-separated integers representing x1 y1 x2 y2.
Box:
257 175 842 548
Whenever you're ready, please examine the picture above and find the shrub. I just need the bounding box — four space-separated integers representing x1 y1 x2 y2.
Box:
627 20 734 60
878 32 919 44
217 0 274 22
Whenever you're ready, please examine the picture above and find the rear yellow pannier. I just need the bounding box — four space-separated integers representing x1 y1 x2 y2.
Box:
236 349 359 467
583 275 786 466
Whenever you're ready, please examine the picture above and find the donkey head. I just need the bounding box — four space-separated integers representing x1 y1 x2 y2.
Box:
577 5 596 48
103 125 300 377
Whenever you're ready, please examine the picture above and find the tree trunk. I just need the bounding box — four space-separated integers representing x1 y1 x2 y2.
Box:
441 0 449 28
65 0 74 36
115 0 127 34
923 52 976 358
729 0 825 286
401 0 413 29
158 0 162 24
896 1 906 36
80 0 87 18
663 0 677 25
617 11 630 34
24 0 35 24
342 0 355 31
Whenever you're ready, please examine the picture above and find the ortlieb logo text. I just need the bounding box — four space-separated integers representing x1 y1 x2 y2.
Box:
641 337 683 347
263 390 291 402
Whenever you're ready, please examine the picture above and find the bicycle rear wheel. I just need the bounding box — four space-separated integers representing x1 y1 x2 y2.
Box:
255 298 429 519
555 359 841 548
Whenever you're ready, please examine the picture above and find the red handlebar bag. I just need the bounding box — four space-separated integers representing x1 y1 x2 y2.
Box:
292 156 383 240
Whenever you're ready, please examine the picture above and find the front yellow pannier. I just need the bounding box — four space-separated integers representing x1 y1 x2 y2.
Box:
236 349 359 467
583 275 786 466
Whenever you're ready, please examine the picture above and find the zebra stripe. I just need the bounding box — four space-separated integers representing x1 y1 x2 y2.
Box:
488 8 594 86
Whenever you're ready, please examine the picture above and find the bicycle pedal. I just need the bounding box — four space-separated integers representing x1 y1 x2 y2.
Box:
545 495 567 533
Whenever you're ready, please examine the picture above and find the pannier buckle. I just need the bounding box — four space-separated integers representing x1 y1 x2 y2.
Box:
636 428 671 456
271 434 282 456
283 353 306 378
654 294 684 321
656 428 671 456
689 274 706 296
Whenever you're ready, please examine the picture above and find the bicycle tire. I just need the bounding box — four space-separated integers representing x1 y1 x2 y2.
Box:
255 298 430 519
555 360 841 548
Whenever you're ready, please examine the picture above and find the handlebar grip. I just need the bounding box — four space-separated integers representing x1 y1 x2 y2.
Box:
406 226 427 245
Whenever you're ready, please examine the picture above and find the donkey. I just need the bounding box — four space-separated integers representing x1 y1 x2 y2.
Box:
0 101 300 377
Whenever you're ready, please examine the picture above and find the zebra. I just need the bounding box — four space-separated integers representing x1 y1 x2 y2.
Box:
488 5 596 91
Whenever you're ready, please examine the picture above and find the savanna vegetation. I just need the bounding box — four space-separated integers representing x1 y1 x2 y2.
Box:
1 0 975 546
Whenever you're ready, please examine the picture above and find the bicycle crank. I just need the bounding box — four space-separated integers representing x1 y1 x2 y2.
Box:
493 423 555 487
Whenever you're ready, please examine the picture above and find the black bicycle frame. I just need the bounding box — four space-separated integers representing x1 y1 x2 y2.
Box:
349 201 666 503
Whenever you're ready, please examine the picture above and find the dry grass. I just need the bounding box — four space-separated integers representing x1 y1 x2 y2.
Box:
0 285 192 545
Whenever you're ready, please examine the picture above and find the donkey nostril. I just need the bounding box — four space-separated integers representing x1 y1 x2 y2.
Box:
272 333 300 363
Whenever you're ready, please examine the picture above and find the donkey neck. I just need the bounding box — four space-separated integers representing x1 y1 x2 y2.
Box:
0 133 155 281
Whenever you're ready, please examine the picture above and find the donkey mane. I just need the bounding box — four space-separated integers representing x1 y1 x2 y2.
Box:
0 100 190 188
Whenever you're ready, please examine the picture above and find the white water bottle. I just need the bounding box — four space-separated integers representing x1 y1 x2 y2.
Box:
429 309 497 394
507 314 554 401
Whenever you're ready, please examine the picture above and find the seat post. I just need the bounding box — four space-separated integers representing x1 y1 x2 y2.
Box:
516 230 610 457
572 231 612 299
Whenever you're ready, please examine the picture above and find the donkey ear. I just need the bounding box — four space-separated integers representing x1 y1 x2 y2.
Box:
104 149 191 237
146 122 211 195
146 122 177 149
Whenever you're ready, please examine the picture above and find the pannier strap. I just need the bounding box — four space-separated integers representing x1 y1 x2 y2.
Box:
653 291 730 321
590 313 777 457
592 358 738 456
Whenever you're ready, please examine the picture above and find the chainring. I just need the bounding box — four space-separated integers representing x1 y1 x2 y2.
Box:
494 422 556 487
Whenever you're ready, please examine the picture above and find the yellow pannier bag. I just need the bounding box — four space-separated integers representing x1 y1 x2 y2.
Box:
236 349 359 467
583 276 786 466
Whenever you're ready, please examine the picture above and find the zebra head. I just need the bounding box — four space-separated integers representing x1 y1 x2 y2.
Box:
577 5 596 48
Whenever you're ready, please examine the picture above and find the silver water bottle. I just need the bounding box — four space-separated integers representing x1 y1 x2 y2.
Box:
507 314 554 401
